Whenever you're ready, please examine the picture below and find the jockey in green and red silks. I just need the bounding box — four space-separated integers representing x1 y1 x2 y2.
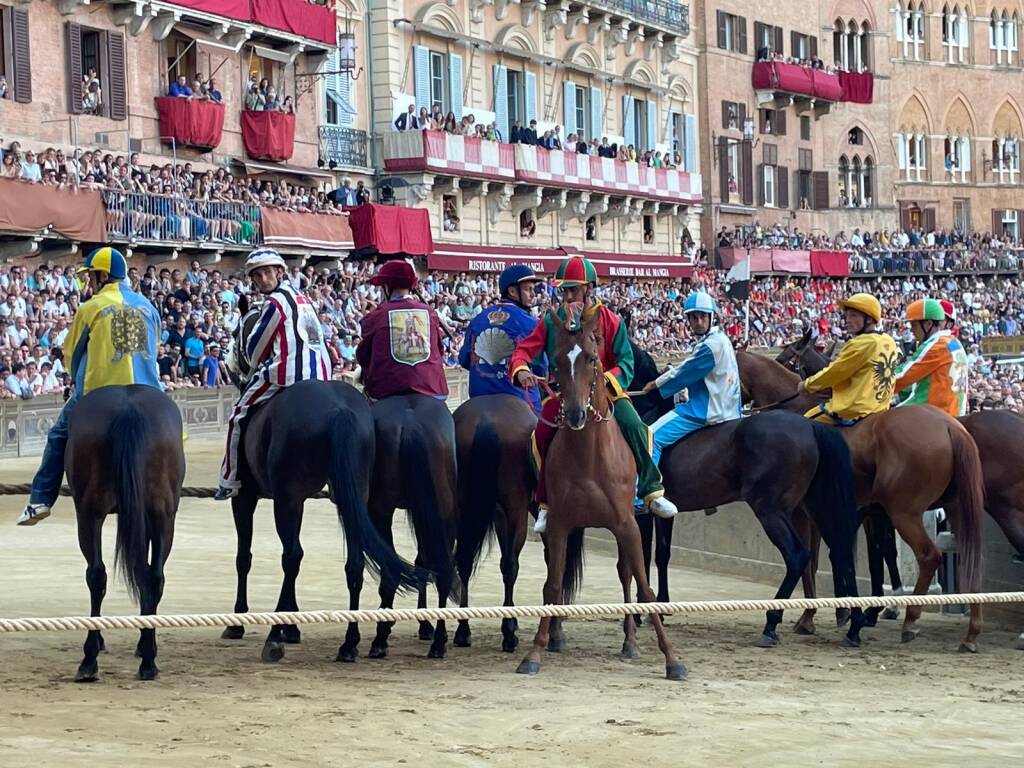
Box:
509 256 677 533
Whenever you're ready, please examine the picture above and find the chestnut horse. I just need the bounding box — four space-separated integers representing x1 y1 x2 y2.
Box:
736 350 987 651
516 309 686 680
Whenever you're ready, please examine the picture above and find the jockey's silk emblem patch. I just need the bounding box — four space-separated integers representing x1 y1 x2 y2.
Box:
297 305 323 347
102 305 151 362
487 310 510 326
388 308 431 366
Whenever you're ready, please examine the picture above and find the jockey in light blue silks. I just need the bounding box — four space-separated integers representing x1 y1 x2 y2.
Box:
645 291 742 468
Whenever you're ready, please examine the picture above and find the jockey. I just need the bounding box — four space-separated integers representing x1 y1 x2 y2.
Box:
939 299 960 337
510 255 676 533
215 248 331 500
356 260 448 401
458 264 545 412
19 247 161 525
644 291 742 468
894 298 968 417
797 292 900 425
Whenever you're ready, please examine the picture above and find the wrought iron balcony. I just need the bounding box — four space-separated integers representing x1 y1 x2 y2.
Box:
590 0 690 36
319 126 368 169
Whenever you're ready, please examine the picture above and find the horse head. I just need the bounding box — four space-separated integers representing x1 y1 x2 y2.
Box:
226 293 263 390
551 305 606 431
776 326 819 378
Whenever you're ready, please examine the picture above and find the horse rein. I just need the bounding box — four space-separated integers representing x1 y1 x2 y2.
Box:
748 392 801 414
535 359 614 428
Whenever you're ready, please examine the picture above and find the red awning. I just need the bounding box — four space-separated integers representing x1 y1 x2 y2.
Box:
349 204 434 257
163 1 336 46
752 61 842 102
241 110 295 161
429 244 693 279
261 208 353 251
155 97 225 150
810 250 851 276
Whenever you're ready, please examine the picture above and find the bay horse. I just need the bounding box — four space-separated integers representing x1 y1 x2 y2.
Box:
223 298 424 663
736 349 987 652
452 394 537 652
366 394 460 659
68 385 184 682
516 308 685 680
624 343 867 649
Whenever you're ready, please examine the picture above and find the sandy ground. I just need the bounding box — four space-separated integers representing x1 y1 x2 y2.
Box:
0 438 1022 767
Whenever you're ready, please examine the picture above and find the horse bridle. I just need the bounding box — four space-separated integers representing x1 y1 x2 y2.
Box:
537 358 614 428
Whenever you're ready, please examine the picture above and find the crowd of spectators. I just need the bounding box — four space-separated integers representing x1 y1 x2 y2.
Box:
245 77 294 114
756 47 837 75
167 74 224 104
392 102 683 169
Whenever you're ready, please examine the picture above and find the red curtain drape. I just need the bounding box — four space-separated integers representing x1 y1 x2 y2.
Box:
155 97 225 149
250 0 336 45
838 71 874 104
240 110 296 161
771 249 811 272
348 204 434 257
810 250 851 276
752 62 841 102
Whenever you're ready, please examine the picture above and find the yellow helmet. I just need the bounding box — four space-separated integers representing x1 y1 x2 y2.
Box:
838 293 882 323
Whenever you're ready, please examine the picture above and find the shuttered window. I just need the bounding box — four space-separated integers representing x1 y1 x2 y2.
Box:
65 22 127 120
1 7 32 103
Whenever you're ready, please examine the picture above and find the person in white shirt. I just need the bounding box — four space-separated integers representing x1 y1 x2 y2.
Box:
6 318 29 347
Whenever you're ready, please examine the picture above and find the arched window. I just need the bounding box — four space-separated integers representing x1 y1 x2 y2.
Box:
839 155 874 207
860 22 872 70
943 4 969 63
992 135 1021 184
896 2 927 60
835 20 872 71
837 155 850 207
897 131 928 181
992 10 1020 64
943 134 972 182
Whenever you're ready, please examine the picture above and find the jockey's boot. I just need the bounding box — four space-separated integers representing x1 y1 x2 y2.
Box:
648 496 678 520
214 485 239 501
533 506 549 534
17 503 51 526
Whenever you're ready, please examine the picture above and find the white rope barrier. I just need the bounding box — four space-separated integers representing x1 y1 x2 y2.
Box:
1 591 1022 634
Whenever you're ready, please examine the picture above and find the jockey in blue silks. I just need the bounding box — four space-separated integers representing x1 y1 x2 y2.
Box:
458 264 546 412
645 291 743 468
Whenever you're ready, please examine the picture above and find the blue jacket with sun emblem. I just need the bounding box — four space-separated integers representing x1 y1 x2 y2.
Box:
459 300 545 412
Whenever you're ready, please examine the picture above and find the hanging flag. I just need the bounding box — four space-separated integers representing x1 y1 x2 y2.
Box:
725 258 750 301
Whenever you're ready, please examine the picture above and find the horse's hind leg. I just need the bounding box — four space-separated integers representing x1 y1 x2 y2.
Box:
634 512 654 626
755 508 810 648
454 530 475 649
517 525 567 676
654 515 674 605
497 497 528 652
792 506 819 636
369 505 397 659
337 521 364 663
263 498 304 663
414 553 435 642
617 540 640 660
223 492 257 640
76 514 106 683
613 519 686 681
138 511 174 680
890 512 941 644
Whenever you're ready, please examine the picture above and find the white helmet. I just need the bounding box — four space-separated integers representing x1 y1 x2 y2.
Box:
244 247 287 275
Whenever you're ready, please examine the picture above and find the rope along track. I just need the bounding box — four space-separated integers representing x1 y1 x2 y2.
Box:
0 483 330 499
2 592 1022 634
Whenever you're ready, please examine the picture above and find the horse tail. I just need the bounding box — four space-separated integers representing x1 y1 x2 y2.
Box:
400 423 460 601
807 422 860 560
111 402 149 605
329 408 423 593
561 528 586 604
949 423 985 593
456 420 500 575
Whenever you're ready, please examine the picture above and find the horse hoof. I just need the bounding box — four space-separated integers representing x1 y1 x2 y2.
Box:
863 614 879 628
501 635 519 653
547 636 566 653
281 626 302 645
840 635 861 649
1015 634 1024 651
835 609 851 628
418 622 435 641
793 622 816 636
666 663 688 681
900 629 920 644
453 627 472 648
621 643 641 660
756 633 779 648
138 665 159 681
221 626 245 640
336 645 358 663
958 641 978 654
261 642 285 663
882 606 901 621
75 664 98 683
427 643 447 659
368 643 388 660
516 659 540 675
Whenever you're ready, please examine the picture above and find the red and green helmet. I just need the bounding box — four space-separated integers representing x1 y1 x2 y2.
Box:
552 256 598 288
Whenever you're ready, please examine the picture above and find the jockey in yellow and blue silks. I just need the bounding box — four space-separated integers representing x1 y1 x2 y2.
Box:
18 247 161 526
644 291 742 469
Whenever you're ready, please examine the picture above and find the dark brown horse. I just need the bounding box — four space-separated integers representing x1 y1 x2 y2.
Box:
68 385 184 682
736 350 988 651
516 309 685 680
453 394 537 652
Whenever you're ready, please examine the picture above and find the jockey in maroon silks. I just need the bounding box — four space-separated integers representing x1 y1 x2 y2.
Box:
509 255 677 533
356 260 449 401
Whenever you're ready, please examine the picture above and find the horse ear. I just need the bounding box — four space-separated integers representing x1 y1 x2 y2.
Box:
238 293 250 315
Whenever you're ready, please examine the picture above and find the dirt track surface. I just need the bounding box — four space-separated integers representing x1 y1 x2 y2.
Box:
0 438 1022 767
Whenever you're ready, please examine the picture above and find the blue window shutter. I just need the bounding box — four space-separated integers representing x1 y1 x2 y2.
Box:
623 95 635 147
524 71 537 124
494 65 509 143
563 81 576 134
684 113 697 171
414 46 430 110
449 54 463 121
647 101 657 151
590 87 603 139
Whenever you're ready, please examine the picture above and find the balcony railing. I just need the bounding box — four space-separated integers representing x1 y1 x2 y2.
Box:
103 191 262 245
319 126 369 169
590 0 690 36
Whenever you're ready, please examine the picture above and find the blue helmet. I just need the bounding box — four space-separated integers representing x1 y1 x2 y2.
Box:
78 246 127 280
683 291 719 315
499 264 543 296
